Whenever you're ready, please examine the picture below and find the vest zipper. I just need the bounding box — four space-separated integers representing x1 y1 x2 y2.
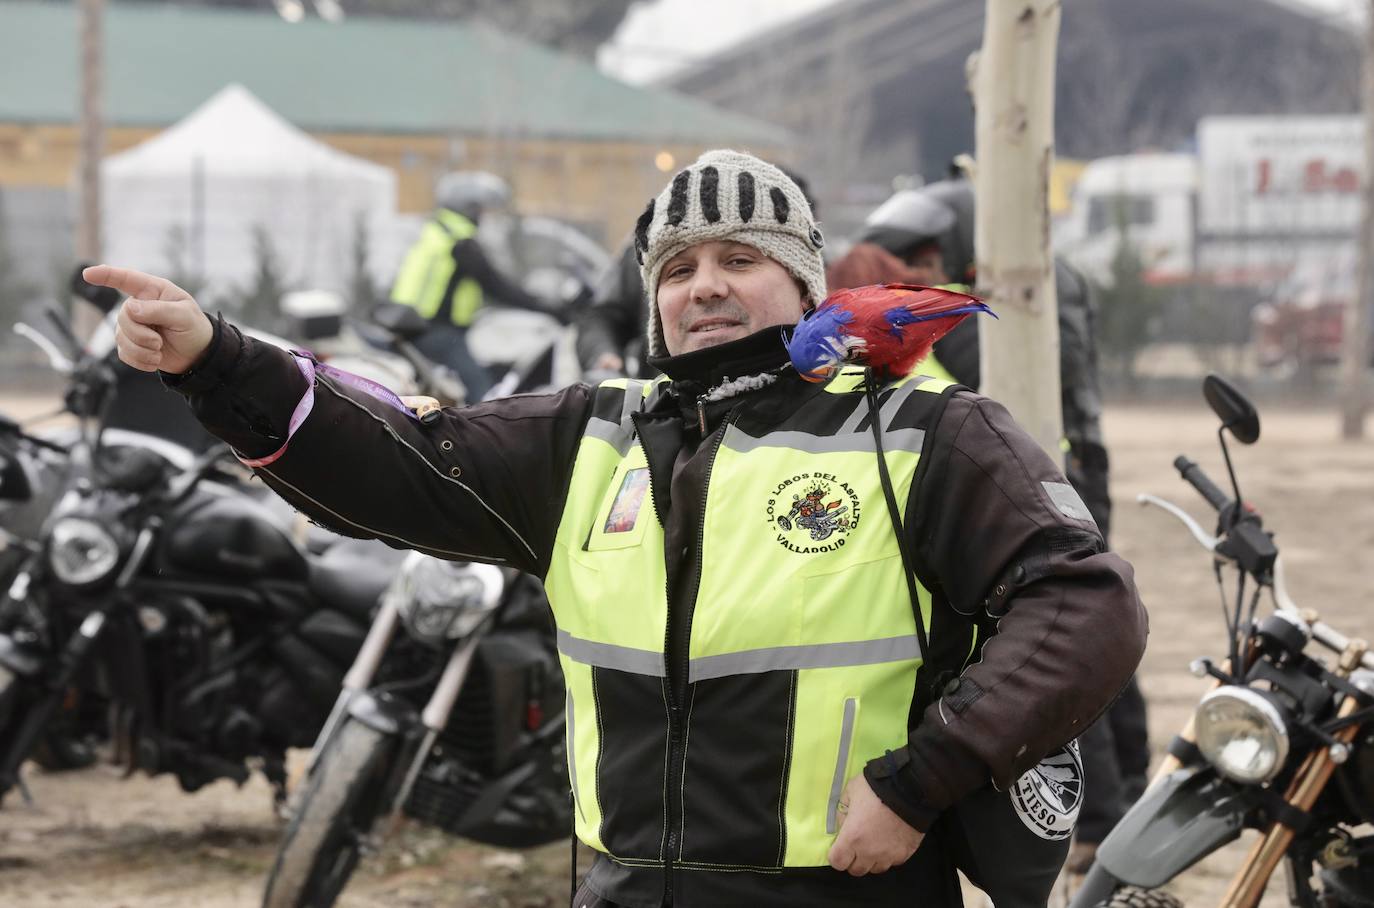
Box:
662 404 735 907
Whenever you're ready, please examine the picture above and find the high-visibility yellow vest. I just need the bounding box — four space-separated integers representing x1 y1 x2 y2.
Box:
544 369 954 870
389 209 483 326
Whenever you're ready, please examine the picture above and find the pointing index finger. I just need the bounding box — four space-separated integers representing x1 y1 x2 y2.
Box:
82 265 191 303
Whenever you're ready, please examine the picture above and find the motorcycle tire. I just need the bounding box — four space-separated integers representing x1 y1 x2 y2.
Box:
261 719 394 908
1095 887 1185 908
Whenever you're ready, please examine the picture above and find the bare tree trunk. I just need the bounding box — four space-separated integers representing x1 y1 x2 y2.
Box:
76 0 105 337
971 0 1063 458
1340 0 1374 440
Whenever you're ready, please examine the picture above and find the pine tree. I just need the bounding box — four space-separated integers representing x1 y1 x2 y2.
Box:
230 225 291 334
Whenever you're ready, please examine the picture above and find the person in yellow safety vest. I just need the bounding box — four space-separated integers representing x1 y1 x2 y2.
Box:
92 149 1146 908
390 171 554 400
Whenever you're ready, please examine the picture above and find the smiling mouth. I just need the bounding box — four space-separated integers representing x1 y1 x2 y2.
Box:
689 318 743 334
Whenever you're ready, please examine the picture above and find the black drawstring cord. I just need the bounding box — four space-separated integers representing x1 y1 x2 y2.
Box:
569 790 579 906
864 369 931 660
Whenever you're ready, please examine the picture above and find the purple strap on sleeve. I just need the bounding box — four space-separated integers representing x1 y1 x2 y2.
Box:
235 350 417 469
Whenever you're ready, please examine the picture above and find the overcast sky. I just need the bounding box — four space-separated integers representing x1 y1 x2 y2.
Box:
597 0 1367 85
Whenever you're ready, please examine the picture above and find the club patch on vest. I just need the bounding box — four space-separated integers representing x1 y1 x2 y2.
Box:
604 468 650 533
1010 740 1083 841
764 472 862 554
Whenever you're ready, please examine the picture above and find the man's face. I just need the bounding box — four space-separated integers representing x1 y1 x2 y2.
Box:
657 241 806 356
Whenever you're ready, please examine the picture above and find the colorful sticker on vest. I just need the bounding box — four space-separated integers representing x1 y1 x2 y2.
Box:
765 472 861 554
1009 740 1083 841
604 468 650 534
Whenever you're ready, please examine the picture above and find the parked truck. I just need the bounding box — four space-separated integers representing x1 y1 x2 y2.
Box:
1059 115 1362 286
1057 115 1363 365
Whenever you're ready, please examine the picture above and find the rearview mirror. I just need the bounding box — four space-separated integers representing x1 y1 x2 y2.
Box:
70 263 124 314
1203 374 1260 445
370 302 430 342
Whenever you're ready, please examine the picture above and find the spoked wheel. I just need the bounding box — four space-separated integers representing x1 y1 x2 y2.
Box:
261 719 395 908
1096 886 1185 908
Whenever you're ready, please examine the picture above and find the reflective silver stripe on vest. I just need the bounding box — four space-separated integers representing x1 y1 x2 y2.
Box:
584 381 648 455
584 416 635 453
834 374 938 434
826 697 858 835
557 629 666 677
688 635 921 683
727 375 937 454
723 426 925 455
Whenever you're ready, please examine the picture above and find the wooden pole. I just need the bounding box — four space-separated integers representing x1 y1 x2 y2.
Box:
76 0 104 264
75 0 105 339
971 0 1063 458
1339 0 1374 440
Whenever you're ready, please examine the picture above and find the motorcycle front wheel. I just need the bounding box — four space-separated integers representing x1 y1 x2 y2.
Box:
1094 887 1184 908
262 719 395 908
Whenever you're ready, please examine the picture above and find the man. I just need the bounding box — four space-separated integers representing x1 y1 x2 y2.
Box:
93 150 1146 907
391 170 552 400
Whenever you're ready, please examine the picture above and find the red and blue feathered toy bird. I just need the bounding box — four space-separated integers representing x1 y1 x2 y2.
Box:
785 284 996 383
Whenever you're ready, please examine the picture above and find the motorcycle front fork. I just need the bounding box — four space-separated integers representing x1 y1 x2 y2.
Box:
386 629 482 826
0 607 109 799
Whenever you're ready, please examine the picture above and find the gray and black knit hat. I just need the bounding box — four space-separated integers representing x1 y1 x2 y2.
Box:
635 150 827 357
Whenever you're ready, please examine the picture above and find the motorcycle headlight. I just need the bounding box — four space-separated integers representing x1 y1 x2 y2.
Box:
1195 687 1291 784
48 517 121 586
389 555 503 647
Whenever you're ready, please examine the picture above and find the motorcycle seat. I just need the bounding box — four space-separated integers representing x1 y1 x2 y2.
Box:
308 538 402 620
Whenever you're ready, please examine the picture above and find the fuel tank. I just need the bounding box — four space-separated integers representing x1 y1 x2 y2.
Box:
162 489 308 581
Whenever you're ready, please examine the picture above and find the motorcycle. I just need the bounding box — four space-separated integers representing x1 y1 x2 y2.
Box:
0 303 402 808
1071 374 1374 908
261 548 570 907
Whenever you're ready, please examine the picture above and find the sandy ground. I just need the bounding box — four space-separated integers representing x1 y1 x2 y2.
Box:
0 392 1371 907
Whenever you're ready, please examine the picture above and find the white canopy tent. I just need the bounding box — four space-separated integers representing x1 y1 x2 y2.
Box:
102 84 399 306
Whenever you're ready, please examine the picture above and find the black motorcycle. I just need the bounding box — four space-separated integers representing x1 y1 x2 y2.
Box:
0 305 401 808
261 551 570 908
1071 375 1373 908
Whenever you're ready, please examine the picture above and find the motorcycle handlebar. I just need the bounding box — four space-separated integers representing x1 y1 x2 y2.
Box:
1173 456 1232 513
42 304 85 361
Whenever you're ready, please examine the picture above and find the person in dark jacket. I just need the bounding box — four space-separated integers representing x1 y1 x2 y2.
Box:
90 150 1146 908
391 170 554 400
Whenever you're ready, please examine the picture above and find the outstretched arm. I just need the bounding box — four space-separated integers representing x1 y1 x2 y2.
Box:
85 265 591 575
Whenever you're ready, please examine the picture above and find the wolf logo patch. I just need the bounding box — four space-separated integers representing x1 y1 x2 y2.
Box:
1009 740 1083 841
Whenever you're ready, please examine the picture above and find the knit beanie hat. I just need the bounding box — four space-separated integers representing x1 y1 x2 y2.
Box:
635 150 827 357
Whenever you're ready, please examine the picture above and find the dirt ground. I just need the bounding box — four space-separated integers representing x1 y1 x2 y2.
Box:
0 394 1371 907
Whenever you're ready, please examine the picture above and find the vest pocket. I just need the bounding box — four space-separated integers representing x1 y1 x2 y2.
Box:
826 697 860 835
585 465 652 551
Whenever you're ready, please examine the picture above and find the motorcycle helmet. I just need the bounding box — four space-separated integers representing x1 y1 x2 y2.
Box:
435 171 512 222
859 177 976 284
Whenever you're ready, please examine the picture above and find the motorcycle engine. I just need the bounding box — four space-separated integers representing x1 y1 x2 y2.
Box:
402 616 570 847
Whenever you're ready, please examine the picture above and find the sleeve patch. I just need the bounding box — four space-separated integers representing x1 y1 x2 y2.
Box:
1041 481 1096 525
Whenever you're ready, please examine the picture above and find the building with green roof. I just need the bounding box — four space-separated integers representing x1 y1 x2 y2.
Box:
0 0 789 241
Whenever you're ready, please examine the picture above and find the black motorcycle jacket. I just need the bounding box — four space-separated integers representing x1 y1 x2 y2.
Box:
164 318 1147 907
